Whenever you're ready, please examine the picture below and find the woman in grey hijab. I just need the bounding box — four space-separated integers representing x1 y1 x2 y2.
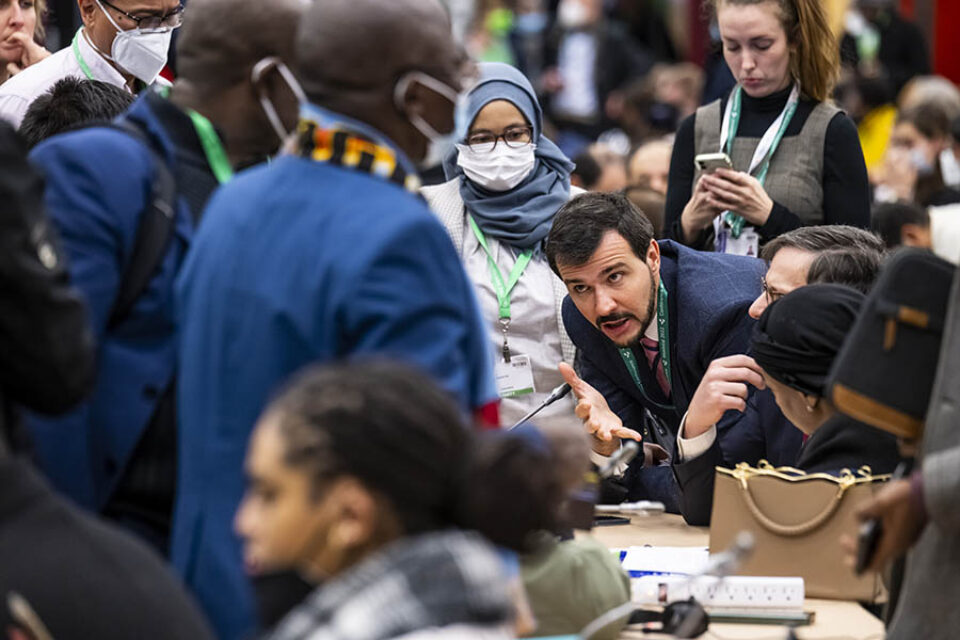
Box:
422 62 581 432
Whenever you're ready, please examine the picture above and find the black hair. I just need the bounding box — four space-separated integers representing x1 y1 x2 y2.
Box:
871 201 930 249
546 192 655 276
760 225 885 262
807 247 883 294
571 150 602 190
18 78 134 149
264 360 565 552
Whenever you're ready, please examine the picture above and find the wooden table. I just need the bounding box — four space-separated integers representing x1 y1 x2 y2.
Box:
578 514 886 640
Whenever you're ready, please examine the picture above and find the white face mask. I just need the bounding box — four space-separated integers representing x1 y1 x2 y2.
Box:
251 57 307 144
558 0 590 29
394 71 468 169
95 0 173 84
456 142 537 192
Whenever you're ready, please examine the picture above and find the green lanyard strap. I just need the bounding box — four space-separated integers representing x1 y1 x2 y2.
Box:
187 109 234 185
721 85 798 238
468 216 533 321
72 30 95 81
618 279 674 410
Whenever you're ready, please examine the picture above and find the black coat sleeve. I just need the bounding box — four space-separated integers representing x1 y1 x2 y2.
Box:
820 112 871 228
665 113 714 249
0 123 94 414
673 437 723 526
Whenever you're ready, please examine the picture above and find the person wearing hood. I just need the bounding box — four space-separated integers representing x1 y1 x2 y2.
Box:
751 283 901 476
422 61 582 435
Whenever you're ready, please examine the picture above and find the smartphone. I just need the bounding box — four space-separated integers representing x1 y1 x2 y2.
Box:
694 152 733 173
854 518 882 575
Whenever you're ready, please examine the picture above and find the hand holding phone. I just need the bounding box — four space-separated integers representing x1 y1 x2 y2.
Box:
694 152 733 173
854 518 883 575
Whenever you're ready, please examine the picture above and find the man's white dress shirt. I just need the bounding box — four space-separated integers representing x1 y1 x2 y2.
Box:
0 28 131 128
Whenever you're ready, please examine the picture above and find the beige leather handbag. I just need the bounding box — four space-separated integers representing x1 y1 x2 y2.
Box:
709 461 888 601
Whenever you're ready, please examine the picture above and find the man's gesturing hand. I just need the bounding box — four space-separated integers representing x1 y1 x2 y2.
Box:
684 355 765 438
558 362 642 456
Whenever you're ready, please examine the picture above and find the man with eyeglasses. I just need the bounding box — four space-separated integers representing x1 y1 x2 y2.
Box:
674 224 886 524
0 0 181 127
747 225 887 319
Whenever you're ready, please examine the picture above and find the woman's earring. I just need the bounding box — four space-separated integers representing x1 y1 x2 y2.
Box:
803 395 820 412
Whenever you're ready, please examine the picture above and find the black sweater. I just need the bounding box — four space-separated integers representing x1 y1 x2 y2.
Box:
664 86 871 249
0 458 215 639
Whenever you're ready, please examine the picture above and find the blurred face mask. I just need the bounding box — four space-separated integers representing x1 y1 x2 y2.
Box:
558 0 590 29
94 0 173 84
456 142 537 192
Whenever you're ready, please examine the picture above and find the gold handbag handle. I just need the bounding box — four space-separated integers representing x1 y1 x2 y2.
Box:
738 477 847 537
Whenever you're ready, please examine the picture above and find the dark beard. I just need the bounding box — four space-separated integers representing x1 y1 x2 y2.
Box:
596 269 658 348
630 275 658 348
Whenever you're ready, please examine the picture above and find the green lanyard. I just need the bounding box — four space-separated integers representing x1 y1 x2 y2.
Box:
72 30 95 80
618 280 674 410
721 85 798 238
187 109 234 185
468 216 533 362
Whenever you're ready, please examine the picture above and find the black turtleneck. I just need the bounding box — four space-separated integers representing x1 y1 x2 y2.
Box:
664 85 871 249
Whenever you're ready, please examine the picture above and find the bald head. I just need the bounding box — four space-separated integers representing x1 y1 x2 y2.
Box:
296 0 459 99
176 0 305 94
629 139 673 196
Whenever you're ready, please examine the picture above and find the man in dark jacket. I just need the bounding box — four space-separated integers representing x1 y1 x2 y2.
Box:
671 227 886 524
546 192 800 515
541 0 653 152
0 121 213 640
25 0 305 551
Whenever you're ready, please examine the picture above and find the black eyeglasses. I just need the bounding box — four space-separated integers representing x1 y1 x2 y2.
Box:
99 0 184 30
761 277 785 305
464 126 533 153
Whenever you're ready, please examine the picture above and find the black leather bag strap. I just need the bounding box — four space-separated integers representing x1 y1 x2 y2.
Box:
105 120 178 330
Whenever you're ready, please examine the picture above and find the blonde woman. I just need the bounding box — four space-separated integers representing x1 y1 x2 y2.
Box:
665 0 870 255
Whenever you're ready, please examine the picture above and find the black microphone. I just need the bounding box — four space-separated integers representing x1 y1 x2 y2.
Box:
508 382 572 429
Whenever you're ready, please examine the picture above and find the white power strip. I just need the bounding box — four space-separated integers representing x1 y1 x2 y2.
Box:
632 575 805 610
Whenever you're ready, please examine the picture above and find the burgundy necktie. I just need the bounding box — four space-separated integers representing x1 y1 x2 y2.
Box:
640 336 671 398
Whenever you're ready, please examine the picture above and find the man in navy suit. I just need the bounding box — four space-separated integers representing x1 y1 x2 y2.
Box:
545 192 802 522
